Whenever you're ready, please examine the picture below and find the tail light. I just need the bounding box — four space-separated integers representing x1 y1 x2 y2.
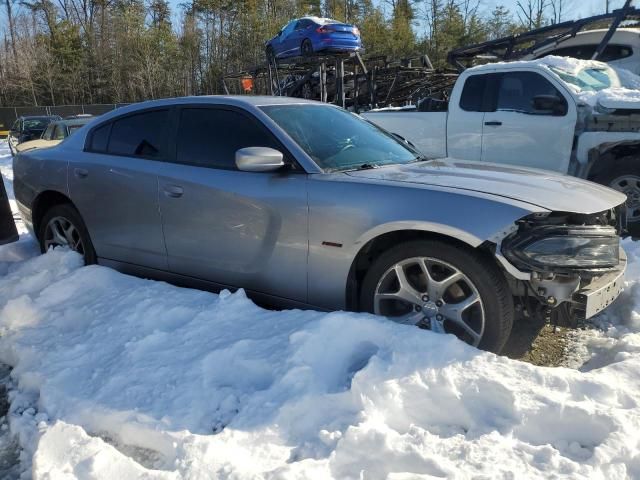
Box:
316 26 331 33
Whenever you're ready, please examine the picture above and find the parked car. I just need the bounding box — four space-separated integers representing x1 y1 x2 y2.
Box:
363 57 640 235
13 96 627 353
16 117 95 154
529 28 640 75
8 115 61 155
266 16 362 60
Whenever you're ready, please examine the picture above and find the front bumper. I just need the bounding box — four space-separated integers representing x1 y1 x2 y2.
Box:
572 249 627 320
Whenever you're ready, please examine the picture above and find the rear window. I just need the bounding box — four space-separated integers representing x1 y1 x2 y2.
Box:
88 123 111 152
460 75 489 112
545 44 633 62
107 109 169 158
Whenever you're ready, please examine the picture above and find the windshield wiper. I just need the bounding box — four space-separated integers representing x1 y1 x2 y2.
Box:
358 163 378 170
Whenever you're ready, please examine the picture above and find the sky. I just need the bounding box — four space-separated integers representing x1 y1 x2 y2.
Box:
476 0 629 20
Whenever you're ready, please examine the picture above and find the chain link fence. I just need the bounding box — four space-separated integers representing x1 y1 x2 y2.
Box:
0 104 128 135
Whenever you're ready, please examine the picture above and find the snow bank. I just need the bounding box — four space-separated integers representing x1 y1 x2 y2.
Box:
3 249 640 479
2 139 640 479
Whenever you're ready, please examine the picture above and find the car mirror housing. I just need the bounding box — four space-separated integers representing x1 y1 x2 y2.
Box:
235 147 285 172
532 94 567 116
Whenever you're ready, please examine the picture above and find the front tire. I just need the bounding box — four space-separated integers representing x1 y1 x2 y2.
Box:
592 157 640 237
38 203 96 265
360 240 514 353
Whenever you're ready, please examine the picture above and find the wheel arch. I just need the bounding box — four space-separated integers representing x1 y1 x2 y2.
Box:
31 190 76 240
586 140 640 180
345 225 497 311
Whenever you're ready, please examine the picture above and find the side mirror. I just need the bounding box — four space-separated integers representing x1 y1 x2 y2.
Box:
532 95 567 116
236 147 285 172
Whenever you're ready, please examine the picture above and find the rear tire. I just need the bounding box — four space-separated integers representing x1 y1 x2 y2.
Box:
592 157 640 237
301 39 313 57
360 240 514 353
38 203 96 265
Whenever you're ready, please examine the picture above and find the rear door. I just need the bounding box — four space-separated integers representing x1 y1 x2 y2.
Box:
156 105 308 303
287 19 310 55
447 73 493 161
68 108 168 269
480 70 577 172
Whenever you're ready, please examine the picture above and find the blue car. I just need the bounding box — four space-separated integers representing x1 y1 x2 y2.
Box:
266 16 363 60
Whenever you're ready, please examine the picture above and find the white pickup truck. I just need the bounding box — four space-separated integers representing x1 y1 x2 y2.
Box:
363 56 640 234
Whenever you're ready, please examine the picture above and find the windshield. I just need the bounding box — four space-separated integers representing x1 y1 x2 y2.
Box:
260 104 418 171
550 66 616 92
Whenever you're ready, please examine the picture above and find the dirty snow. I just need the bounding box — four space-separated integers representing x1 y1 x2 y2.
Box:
2 141 640 478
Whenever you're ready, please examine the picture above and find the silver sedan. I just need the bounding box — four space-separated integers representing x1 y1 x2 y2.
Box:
13 96 628 352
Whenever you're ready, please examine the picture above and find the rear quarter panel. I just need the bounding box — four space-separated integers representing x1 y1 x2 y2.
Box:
13 147 69 232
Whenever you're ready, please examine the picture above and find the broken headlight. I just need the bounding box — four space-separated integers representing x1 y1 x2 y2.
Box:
502 225 620 270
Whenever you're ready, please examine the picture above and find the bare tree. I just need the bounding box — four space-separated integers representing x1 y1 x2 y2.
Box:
516 0 548 29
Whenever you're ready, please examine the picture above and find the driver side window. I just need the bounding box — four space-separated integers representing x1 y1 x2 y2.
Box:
496 72 566 115
175 107 282 170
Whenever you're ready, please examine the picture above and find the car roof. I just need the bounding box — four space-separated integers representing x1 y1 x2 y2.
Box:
299 16 340 24
93 96 327 121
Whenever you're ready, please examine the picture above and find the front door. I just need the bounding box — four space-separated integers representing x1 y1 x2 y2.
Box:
481 70 577 172
68 108 169 270
156 106 308 303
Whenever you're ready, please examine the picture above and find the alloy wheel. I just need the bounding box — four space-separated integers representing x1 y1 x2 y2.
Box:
374 257 485 346
43 216 85 254
610 175 640 222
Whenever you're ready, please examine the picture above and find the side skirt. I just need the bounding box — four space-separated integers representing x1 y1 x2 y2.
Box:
97 257 329 313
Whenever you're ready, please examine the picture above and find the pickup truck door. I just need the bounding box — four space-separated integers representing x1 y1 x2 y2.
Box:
447 73 488 161
480 70 576 173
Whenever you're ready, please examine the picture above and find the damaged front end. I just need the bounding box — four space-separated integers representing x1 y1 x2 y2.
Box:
500 206 627 327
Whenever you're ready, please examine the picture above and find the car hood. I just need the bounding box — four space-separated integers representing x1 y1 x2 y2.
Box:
345 158 626 214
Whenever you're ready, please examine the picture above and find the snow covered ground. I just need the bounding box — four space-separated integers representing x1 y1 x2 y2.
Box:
3 141 640 479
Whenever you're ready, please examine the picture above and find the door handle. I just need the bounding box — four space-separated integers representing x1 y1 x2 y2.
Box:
484 121 502 126
74 168 89 179
163 185 184 198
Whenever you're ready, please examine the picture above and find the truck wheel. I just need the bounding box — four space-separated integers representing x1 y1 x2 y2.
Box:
38 203 96 265
360 240 514 353
592 157 640 236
